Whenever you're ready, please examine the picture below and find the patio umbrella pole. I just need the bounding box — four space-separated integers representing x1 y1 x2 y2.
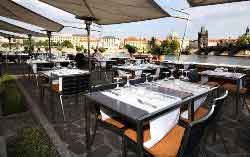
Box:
6 36 11 73
85 20 92 72
47 31 52 61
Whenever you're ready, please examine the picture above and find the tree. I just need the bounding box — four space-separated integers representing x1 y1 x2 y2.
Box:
61 40 73 48
148 37 157 49
98 47 106 53
76 45 84 52
124 44 137 57
1 43 9 48
237 34 250 46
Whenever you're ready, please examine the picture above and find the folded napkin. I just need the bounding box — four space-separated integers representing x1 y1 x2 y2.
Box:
144 108 180 148
181 94 207 119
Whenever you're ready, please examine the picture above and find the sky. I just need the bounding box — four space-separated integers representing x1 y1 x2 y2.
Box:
5 0 250 40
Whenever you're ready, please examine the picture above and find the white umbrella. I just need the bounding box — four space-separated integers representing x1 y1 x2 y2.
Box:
0 0 63 32
187 0 249 7
0 19 46 37
39 0 170 71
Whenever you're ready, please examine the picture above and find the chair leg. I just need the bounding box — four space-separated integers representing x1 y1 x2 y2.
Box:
243 95 250 113
90 116 99 146
217 129 229 154
59 95 66 121
35 74 39 87
122 135 127 157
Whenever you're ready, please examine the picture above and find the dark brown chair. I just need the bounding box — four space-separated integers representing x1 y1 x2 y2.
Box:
122 105 217 157
222 83 250 112
50 74 90 121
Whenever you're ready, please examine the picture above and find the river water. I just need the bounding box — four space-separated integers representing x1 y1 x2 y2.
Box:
164 55 250 67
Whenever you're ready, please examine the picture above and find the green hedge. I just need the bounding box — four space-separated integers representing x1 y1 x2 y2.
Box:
0 75 25 115
8 127 57 157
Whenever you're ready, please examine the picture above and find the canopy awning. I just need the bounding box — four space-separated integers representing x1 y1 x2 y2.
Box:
0 0 63 32
39 0 170 25
0 30 25 39
187 0 249 7
0 20 46 37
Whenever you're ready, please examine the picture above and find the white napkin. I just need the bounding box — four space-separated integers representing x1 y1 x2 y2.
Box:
181 95 207 119
144 108 180 148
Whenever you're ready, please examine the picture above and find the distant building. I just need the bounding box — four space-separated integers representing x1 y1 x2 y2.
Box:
47 33 100 49
100 36 121 50
198 26 208 49
189 40 198 49
124 37 149 52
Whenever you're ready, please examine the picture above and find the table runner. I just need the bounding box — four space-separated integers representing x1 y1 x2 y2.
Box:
200 70 245 79
147 86 193 100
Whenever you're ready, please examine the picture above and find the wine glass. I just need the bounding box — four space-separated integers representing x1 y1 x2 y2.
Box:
184 70 189 81
163 71 169 81
169 68 175 80
179 69 185 80
125 73 131 87
144 73 151 84
114 77 122 89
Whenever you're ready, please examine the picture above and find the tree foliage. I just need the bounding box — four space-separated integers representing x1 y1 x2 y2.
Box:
236 34 250 46
76 45 84 52
148 37 180 56
98 47 106 53
61 40 73 48
124 44 137 56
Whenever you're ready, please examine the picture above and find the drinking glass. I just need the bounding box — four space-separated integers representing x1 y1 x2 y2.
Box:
114 77 122 89
125 74 131 87
184 70 189 81
144 73 151 84
179 69 185 80
163 71 169 81
169 68 175 80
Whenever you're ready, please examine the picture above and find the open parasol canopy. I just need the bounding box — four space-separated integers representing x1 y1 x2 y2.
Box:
0 19 46 37
0 0 63 32
39 0 170 71
187 0 249 7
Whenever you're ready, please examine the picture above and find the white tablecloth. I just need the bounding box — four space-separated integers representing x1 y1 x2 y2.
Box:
101 86 181 148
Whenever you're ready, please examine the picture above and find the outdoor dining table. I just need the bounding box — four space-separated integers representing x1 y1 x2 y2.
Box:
200 70 246 117
85 79 217 156
38 68 90 120
26 59 73 78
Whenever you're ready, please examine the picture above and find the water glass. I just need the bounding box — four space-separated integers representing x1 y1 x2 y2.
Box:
169 69 175 80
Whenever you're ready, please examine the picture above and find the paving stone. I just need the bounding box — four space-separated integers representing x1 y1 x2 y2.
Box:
9 64 250 157
87 145 112 157
68 140 87 154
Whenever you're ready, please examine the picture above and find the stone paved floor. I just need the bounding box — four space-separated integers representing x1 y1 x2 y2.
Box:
3 64 250 157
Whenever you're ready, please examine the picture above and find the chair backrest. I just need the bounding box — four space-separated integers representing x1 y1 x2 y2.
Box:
61 74 90 95
213 90 228 121
91 83 116 92
178 90 228 157
118 70 128 77
178 105 216 157
129 77 145 85
188 69 200 82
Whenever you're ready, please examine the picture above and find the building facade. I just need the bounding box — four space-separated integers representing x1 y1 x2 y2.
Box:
123 37 149 52
100 36 121 50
